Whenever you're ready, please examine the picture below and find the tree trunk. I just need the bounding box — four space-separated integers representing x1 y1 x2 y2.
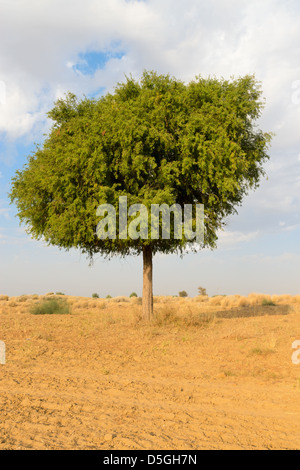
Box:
142 245 153 321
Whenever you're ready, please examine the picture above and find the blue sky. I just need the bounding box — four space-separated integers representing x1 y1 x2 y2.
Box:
1 0 300 297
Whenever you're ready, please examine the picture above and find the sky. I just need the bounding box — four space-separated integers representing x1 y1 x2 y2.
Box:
1 0 300 298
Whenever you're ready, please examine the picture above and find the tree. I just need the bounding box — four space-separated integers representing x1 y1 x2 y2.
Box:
198 286 207 296
178 291 188 298
9 71 272 320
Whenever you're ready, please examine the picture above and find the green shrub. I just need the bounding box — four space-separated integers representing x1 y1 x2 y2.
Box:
92 293 100 298
178 290 188 298
129 292 138 298
30 298 71 315
261 298 276 306
106 295 112 299
55 292 65 295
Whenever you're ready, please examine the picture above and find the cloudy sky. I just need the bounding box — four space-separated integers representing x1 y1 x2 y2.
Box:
1 0 300 298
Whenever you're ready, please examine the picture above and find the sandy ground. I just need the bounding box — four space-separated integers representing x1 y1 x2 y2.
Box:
0 294 300 450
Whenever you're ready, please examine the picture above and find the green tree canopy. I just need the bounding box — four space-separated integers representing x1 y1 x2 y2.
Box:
9 71 272 319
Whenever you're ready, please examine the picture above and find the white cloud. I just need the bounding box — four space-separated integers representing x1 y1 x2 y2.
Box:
217 230 259 249
0 0 299 140
281 223 300 232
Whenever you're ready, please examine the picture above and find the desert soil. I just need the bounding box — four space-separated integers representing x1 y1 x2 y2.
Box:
0 295 300 450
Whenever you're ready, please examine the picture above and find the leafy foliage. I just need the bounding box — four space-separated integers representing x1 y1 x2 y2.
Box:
9 71 272 260
198 286 207 296
30 298 71 315
179 290 188 297
261 298 276 306
129 292 138 298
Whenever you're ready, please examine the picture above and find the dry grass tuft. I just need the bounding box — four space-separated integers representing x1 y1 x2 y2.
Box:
111 296 129 303
236 297 250 308
17 295 30 303
150 304 217 328
193 295 209 303
153 306 179 326
209 296 226 306
130 296 142 305
0 295 9 301
184 310 216 327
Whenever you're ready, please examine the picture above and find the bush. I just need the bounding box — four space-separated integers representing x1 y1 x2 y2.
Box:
92 293 100 298
198 286 207 296
106 295 112 299
153 306 178 326
262 298 276 307
17 295 29 302
56 292 65 295
112 296 129 303
209 296 224 305
178 290 188 297
0 295 9 301
30 298 71 315
129 292 138 298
